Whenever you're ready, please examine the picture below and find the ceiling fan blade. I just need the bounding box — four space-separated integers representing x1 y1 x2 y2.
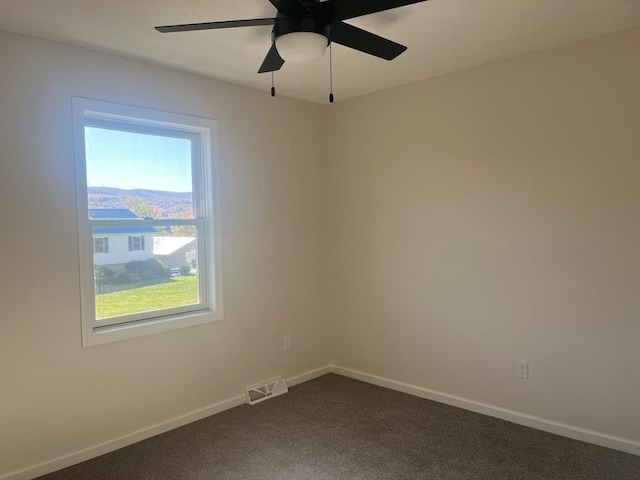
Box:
268 0 310 13
328 0 430 21
156 18 275 33
258 44 285 73
330 22 407 60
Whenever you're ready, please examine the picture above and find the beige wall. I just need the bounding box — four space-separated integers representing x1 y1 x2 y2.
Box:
326 27 640 441
1 24 639 477
0 30 328 474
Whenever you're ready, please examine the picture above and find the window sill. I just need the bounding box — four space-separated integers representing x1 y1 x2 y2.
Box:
82 308 223 347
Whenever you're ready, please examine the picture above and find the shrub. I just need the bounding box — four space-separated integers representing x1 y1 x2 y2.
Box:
144 257 167 274
140 269 156 280
117 272 133 284
179 264 192 276
125 260 145 275
125 258 170 279
94 266 115 284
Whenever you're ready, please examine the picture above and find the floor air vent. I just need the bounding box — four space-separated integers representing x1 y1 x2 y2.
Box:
245 377 288 405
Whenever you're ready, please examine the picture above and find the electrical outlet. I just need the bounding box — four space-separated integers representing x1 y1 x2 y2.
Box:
283 335 291 351
516 359 528 379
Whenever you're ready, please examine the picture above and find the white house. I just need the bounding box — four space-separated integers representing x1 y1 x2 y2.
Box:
89 208 156 270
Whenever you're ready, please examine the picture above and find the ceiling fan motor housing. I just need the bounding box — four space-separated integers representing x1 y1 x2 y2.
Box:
273 14 330 44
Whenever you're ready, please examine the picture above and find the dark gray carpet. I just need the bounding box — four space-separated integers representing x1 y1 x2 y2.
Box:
38 374 640 479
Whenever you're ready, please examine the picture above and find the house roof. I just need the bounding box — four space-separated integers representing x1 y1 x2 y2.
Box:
153 236 196 256
89 208 157 235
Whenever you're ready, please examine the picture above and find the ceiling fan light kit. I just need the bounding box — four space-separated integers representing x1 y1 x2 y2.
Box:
156 0 430 101
275 32 328 63
272 14 329 63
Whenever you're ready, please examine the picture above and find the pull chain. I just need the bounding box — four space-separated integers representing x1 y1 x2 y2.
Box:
271 72 276 97
329 43 334 103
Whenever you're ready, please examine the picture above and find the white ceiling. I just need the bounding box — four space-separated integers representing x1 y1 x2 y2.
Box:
1 0 639 103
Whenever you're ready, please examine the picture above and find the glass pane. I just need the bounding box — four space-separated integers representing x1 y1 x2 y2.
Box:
93 225 200 320
84 126 194 219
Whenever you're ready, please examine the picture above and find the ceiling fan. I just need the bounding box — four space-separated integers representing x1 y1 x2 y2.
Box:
155 0 430 74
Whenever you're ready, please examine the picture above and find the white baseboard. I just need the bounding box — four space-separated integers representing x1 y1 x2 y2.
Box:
5 364 636 480
330 365 640 457
0 366 333 480
286 365 332 387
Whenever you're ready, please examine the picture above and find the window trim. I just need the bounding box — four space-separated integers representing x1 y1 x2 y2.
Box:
94 237 109 254
72 97 224 347
128 235 145 252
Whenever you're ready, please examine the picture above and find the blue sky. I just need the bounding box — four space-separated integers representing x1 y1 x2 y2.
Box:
84 126 193 193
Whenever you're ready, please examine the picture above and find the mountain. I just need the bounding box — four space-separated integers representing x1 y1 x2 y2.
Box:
88 187 193 218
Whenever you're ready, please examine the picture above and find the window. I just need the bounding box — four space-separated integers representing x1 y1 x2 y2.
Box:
128 235 145 251
94 237 109 254
73 98 223 346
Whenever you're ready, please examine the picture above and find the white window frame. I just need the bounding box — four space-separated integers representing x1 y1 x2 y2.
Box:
128 235 145 251
94 237 109 254
73 98 224 347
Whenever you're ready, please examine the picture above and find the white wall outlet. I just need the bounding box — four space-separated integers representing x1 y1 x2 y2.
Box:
283 335 291 351
516 359 529 379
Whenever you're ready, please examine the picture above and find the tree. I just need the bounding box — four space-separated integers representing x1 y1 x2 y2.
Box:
124 196 161 219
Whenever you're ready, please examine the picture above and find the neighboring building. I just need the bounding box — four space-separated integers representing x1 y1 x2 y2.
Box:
90 209 156 271
153 236 197 269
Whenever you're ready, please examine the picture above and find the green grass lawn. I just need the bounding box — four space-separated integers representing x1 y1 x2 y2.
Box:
96 275 198 319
